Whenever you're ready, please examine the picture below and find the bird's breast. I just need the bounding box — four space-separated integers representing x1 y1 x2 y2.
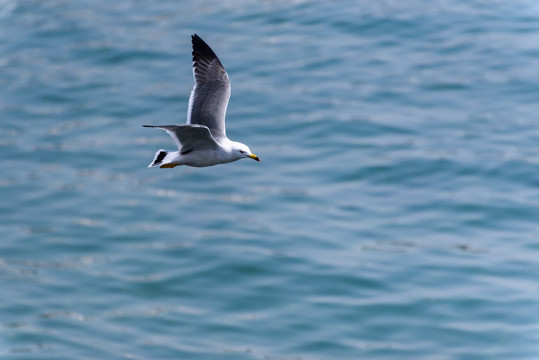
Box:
181 149 237 167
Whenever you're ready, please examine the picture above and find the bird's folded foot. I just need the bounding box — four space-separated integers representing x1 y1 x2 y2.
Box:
160 163 179 168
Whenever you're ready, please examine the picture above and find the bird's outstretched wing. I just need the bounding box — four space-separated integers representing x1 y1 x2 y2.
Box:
142 124 220 155
186 34 231 140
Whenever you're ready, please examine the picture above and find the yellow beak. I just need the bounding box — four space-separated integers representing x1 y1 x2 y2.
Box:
248 154 260 162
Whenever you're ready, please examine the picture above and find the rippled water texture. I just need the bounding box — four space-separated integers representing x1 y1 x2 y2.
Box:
2 0 539 359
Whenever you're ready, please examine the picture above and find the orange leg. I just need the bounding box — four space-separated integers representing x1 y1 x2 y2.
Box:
160 163 179 169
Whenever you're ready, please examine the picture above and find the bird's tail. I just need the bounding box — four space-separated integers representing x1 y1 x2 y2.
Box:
148 149 179 168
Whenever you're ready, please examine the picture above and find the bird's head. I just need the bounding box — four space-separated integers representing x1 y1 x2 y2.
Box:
232 142 260 162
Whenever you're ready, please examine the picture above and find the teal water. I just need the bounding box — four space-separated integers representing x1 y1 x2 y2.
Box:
2 0 539 358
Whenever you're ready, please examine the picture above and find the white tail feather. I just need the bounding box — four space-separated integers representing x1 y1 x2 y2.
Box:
148 150 179 168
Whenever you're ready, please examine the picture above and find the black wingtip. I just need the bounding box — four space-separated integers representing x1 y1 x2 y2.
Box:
191 34 219 63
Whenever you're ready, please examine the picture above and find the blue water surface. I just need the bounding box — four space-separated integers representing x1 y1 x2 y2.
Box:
1 0 539 359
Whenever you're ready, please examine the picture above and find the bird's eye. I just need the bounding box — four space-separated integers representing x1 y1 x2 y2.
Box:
239 150 245 154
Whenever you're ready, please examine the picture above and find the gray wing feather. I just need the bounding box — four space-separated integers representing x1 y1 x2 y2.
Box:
143 124 220 154
186 35 230 140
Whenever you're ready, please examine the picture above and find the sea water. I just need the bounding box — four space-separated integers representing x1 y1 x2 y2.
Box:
1 1 539 359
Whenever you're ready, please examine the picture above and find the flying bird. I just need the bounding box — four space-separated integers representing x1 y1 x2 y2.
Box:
143 34 260 168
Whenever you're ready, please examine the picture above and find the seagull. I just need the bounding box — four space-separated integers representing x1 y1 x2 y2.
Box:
143 34 260 168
